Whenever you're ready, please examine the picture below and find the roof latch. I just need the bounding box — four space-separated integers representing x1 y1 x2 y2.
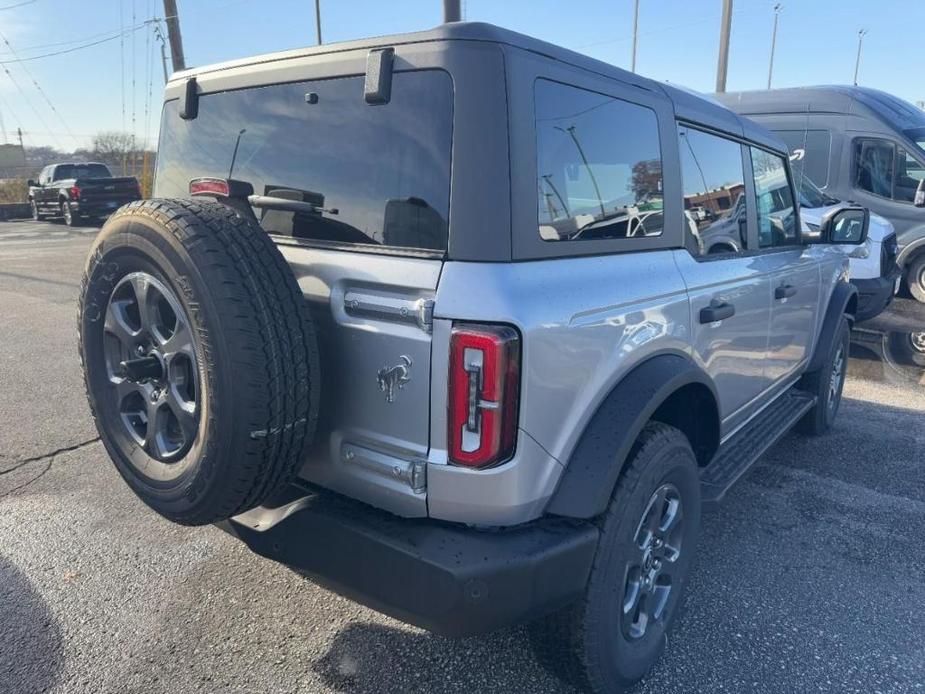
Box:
364 47 395 105
179 76 199 120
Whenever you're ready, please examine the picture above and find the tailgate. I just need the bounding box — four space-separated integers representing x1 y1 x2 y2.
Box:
281 245 440 517
77 177 139 204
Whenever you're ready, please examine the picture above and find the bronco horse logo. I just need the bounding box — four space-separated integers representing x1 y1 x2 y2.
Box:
377 355 412 403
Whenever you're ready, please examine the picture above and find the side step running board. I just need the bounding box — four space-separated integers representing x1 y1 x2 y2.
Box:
700 388 816 505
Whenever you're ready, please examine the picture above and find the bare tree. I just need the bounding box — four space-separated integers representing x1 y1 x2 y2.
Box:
89 132 138 175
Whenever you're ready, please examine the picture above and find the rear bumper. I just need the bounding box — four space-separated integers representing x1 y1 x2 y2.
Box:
71 198 138 216
217 486 598 637
853 274 897 322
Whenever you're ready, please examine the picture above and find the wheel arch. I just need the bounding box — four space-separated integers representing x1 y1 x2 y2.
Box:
545 353 720 520
808 280 857 374
896 232 925 269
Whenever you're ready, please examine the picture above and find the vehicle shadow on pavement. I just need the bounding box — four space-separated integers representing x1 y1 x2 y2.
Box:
0 555 64 694
311 621 577 694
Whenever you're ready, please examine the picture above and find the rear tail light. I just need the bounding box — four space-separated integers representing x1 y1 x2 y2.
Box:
448 323 520 468
69 185 80 200
189 177 230 197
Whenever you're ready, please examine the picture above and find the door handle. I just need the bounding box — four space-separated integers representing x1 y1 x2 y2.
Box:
775 284 798 300
699 301 735 324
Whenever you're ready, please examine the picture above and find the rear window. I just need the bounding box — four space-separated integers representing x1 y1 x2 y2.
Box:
155 70 453 252
55 163 112 180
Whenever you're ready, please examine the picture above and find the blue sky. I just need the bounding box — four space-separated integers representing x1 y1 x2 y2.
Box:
1 0 923 150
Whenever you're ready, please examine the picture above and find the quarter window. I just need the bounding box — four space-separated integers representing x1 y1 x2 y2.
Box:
677 126 747 257
750 147 798 248
535 80 664 242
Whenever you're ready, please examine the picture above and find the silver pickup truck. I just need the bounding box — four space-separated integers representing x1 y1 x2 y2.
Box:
77 22 869 694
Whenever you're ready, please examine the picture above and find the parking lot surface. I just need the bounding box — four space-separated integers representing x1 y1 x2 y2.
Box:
1 219 923 693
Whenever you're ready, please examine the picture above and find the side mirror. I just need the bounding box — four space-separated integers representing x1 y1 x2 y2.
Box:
915 179 925 208
26 179 36 187
817 205 869 245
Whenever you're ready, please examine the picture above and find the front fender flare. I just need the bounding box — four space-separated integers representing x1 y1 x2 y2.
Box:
807 280 857 373
545 353 717 520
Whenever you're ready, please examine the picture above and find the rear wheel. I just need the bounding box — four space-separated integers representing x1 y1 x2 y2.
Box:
798 316 850 435
61 200 76 226
79 198 321 525
530 423 700 693
906 254 925 303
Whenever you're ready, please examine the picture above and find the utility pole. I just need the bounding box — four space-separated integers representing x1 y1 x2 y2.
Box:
767 3 781 89
715 0 734 93
630 0 640 73
314 0 322 45
162 0 186 73
153 23 169 82
853 29 867 86
443 0 461 23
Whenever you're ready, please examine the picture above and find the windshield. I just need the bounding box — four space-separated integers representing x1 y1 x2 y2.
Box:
798 175 838 209
906 127 925 157
55 163 111 180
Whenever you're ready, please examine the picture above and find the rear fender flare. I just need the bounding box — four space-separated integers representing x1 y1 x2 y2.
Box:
545 353 718 520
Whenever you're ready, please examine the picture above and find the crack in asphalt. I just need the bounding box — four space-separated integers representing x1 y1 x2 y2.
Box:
0 438 100 499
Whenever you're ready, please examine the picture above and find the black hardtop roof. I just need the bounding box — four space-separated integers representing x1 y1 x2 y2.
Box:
173 21 785 154
716 85 925 132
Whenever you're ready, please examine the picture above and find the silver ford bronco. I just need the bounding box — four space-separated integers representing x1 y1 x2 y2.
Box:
78 22 869 693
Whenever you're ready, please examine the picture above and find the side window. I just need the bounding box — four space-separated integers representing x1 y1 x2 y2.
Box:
776 129 831 190
803 130 832 187
677 126 748 257
535 80 664 242
750 147 798 248
894 148 925 203
855 139 895 198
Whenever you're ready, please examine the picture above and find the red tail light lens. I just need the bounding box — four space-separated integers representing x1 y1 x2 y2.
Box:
448 323 520 468
189 177 229 197
69 185 80 200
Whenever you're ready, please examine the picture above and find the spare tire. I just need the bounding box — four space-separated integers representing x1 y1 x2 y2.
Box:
78 199 320 525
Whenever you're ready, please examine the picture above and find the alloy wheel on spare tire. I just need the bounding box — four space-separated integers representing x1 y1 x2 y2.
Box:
78 198 321 525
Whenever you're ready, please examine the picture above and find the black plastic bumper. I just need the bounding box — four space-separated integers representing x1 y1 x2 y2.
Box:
71 199 137 217
853 274 897 322
217 488 599 637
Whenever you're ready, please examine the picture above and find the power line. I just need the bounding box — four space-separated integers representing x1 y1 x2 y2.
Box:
0 27 79 143
0 0 37 10
0 64 61 149
0 28 146 64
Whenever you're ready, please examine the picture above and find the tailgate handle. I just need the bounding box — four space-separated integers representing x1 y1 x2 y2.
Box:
344 290 434 333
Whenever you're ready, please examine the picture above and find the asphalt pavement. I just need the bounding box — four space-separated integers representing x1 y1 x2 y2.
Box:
1 219 923 694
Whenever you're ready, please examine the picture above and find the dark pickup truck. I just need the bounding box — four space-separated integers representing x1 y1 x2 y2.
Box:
28 162 141 226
